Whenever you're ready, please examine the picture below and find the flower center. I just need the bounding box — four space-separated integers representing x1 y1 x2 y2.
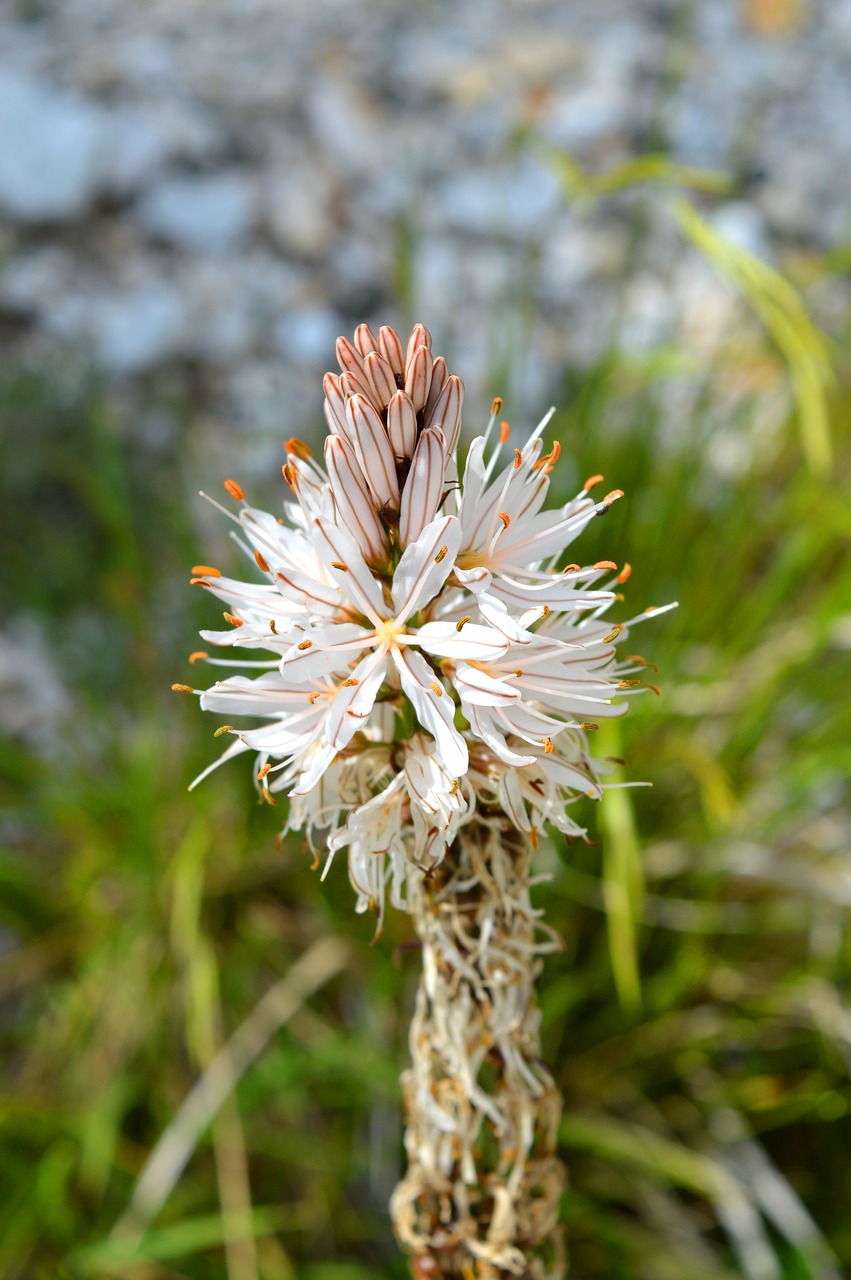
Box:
375 617 407 647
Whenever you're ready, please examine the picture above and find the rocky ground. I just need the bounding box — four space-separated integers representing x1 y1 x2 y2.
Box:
0 0 849 447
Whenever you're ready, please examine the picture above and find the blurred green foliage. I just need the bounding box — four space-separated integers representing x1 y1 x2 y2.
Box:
1 201 850 1280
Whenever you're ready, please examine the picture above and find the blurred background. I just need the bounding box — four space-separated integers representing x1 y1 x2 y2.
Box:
1 0 850 1277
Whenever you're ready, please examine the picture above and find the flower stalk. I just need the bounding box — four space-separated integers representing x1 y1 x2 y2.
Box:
393 819 566 1279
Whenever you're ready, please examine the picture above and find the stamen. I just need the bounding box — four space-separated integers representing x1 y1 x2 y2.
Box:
224 478 245 501
491 396 503 415
449 779 460 796
430 681 443 697
214 724 233 737
192 564 221 577
330 560 349 572
499 420 510 443
281 463 295 488
543 737 554 753
269 619 278 634
513 668 523 677
254 550 270 572
603 624 624 643
602 488 624 504
434 545 449 563
583 473 604 491
644 683 661 696
297 638 313 650
618 678 641 689
188 651 208 664
562 563 581 573
171 683 194 693
617 562 632 584
223 612 243 627
626 654 660 672
257 763 272 780
593 560 617 571
285 436 312 459
530 826 539 850
497 511 510 528
513 448 523 469
581 722 599 731
341 678 359 687
189 577 211 586
456 616 471 631
307 691 322 704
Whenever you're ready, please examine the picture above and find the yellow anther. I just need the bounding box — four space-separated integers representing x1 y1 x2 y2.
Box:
341 678 359 687
434 544 448 563
223 612 243 627
456 615 471 631
214 724 233 737
307 691 322 704
618 678 641 688
330 560 349 571
297 638 313 650
257 763 272 780
188 651 208 664
513 668 523 677
580 722 599 731
171 682 194 693
269 619 278 634
543 737 554 753
602 624 624 643
430 681 443 697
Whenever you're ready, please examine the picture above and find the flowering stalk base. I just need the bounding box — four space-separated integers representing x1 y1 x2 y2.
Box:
391 822 567 1279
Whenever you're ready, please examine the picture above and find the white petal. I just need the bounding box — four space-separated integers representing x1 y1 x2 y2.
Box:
378 325 405 375
200 672 323 715
416 620 509 660
399 427 447 550
454 662 520 707
280 622 373 681
387 390 417 459
424 374 463 457
291 742 339 795
391 513 461 621
324 647 388 750
392 646 468 776
311 517 386 624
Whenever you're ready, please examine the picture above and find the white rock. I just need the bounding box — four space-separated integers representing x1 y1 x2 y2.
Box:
711 202 771 261
0 71 106 222
136 172 257 254
95 280 188 374
266 164 336 257
274 304 340 364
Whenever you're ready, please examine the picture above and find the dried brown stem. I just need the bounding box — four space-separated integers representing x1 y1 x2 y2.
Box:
391 820 567 1279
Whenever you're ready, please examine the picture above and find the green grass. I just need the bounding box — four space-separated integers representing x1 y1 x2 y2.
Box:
1 260 849 1280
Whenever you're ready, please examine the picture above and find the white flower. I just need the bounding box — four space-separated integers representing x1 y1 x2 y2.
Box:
180 323 674 924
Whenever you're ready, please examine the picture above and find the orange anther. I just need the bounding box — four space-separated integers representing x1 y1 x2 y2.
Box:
285 436 312 459
491 396 503 415
255 550 270 572
223 612 243 627
497 511 510 528
330 560 349 572
593 560 617 571
499 420 510 443
430 681 443 697
513 668 523 677
563 563 581 573
434 544 448 563
530 826 539 850
543 737 554 753
513 448 523 469
257 763 272 780
617 562 632 584
188 651 208 664
297 638 313 650
281 463 295 488
189 577 211 587
224 478 245 501
307 691 321 704
602 488 624 504
192 564 221 578
583 473 604 491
